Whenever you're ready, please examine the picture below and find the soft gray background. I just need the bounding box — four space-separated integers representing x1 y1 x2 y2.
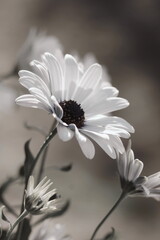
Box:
0 0 160 239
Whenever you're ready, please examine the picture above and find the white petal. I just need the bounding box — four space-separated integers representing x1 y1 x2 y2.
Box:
108 135 125 154
19 70 48 88
127 159 143 182
57 124 74 142
36 182 53 198
101 87 119 97
42 52 63 101
73 87 92 104
51 95 63 119
19 76 50 96
79 63 102 90
72 64 102 102
85 97 129 116
64 54 79 100
15 95 52 112
131 159 144 181
83 87 119 108
71 125 95 159
127 149 135 164
34 176 48 190
117 153 127 179
104 127 131 139
145 172 160 188
87 115 134 133
30 60 50 87
83 130 116 159
42 189 57 202
29 87 53 111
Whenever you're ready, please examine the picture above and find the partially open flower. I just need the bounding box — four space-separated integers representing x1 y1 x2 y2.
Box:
25 176 61 215
117 141 160 200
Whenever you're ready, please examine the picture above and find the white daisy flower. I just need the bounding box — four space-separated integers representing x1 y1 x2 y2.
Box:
16 52 134 159
17 29 63 71
33 222 72 240
117 141 160 200
25 176 61 215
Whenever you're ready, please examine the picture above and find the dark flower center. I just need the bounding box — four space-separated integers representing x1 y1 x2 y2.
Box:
59 100 85 128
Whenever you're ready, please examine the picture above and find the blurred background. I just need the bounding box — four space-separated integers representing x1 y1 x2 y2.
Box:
0 0 160 239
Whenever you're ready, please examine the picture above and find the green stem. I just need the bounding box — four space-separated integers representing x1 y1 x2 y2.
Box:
36 121 57 185
90 191 126 240
26 127 57 184
6 210 28 240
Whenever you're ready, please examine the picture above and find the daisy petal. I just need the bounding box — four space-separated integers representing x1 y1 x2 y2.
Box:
85 97 129 116
86 115 134 133
80 63 102 90
30 60 50 87
42 52 63 100
64 54 79 101
15 95 52 112
71 125 95 159
57 124 74 141
29 87 53 111
83 130 116 159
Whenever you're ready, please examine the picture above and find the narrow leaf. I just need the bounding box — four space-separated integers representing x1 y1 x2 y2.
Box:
24 140 35 182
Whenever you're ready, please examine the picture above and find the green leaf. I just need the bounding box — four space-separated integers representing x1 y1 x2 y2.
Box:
24 140 35 182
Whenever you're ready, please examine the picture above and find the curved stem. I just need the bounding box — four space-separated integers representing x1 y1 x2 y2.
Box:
6 210 28 240
90 191 126 240
26 127 57 184
36 121 57 184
